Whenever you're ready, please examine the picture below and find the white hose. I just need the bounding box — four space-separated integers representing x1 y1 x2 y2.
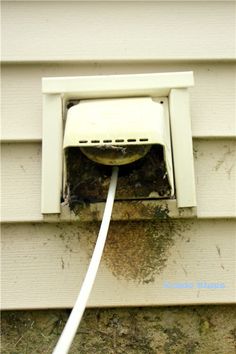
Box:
53 166 119 354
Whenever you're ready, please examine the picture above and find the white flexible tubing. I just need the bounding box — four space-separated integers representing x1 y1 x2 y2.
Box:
53 166 119 354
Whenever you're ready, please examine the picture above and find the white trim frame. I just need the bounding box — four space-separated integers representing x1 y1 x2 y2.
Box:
41 72 195 214
169 89 197 208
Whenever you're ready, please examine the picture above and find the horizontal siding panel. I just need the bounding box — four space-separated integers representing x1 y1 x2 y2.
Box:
1 140 236 222
2 2 235 62
2 63 236 141
194 140 236 217
1 220 236 309
1 144 43 221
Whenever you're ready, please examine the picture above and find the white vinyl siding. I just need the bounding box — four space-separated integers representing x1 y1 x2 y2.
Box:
1 63 236 141
2 2 235 61
2 220 236 310
1 1 235 309
1 140 236 222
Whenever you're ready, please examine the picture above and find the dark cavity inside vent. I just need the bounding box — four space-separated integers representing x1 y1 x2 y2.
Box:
64 145 172 210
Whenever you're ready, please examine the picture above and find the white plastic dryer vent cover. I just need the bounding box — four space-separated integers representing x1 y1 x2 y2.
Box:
63 97 174 194
41 71 196 214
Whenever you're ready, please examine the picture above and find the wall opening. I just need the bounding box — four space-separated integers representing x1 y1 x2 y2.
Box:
64 145 174 212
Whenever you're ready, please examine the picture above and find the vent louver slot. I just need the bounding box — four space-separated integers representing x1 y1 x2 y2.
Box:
77 138 150 144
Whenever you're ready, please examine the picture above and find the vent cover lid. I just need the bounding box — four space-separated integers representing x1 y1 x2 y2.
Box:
63 97 167 148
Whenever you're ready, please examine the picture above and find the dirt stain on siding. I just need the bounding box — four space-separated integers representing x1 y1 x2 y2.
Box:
53 211 190 283
102 216 190 284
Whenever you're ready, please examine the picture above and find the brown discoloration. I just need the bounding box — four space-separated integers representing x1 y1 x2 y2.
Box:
101 218 189 284
122 202 170 221
57 200 196 223
2 306 236 354
103 221 172 283
214 145 235 171
216 245 221 257
50 214 190 284
80 203 191 284
214 144 236 180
